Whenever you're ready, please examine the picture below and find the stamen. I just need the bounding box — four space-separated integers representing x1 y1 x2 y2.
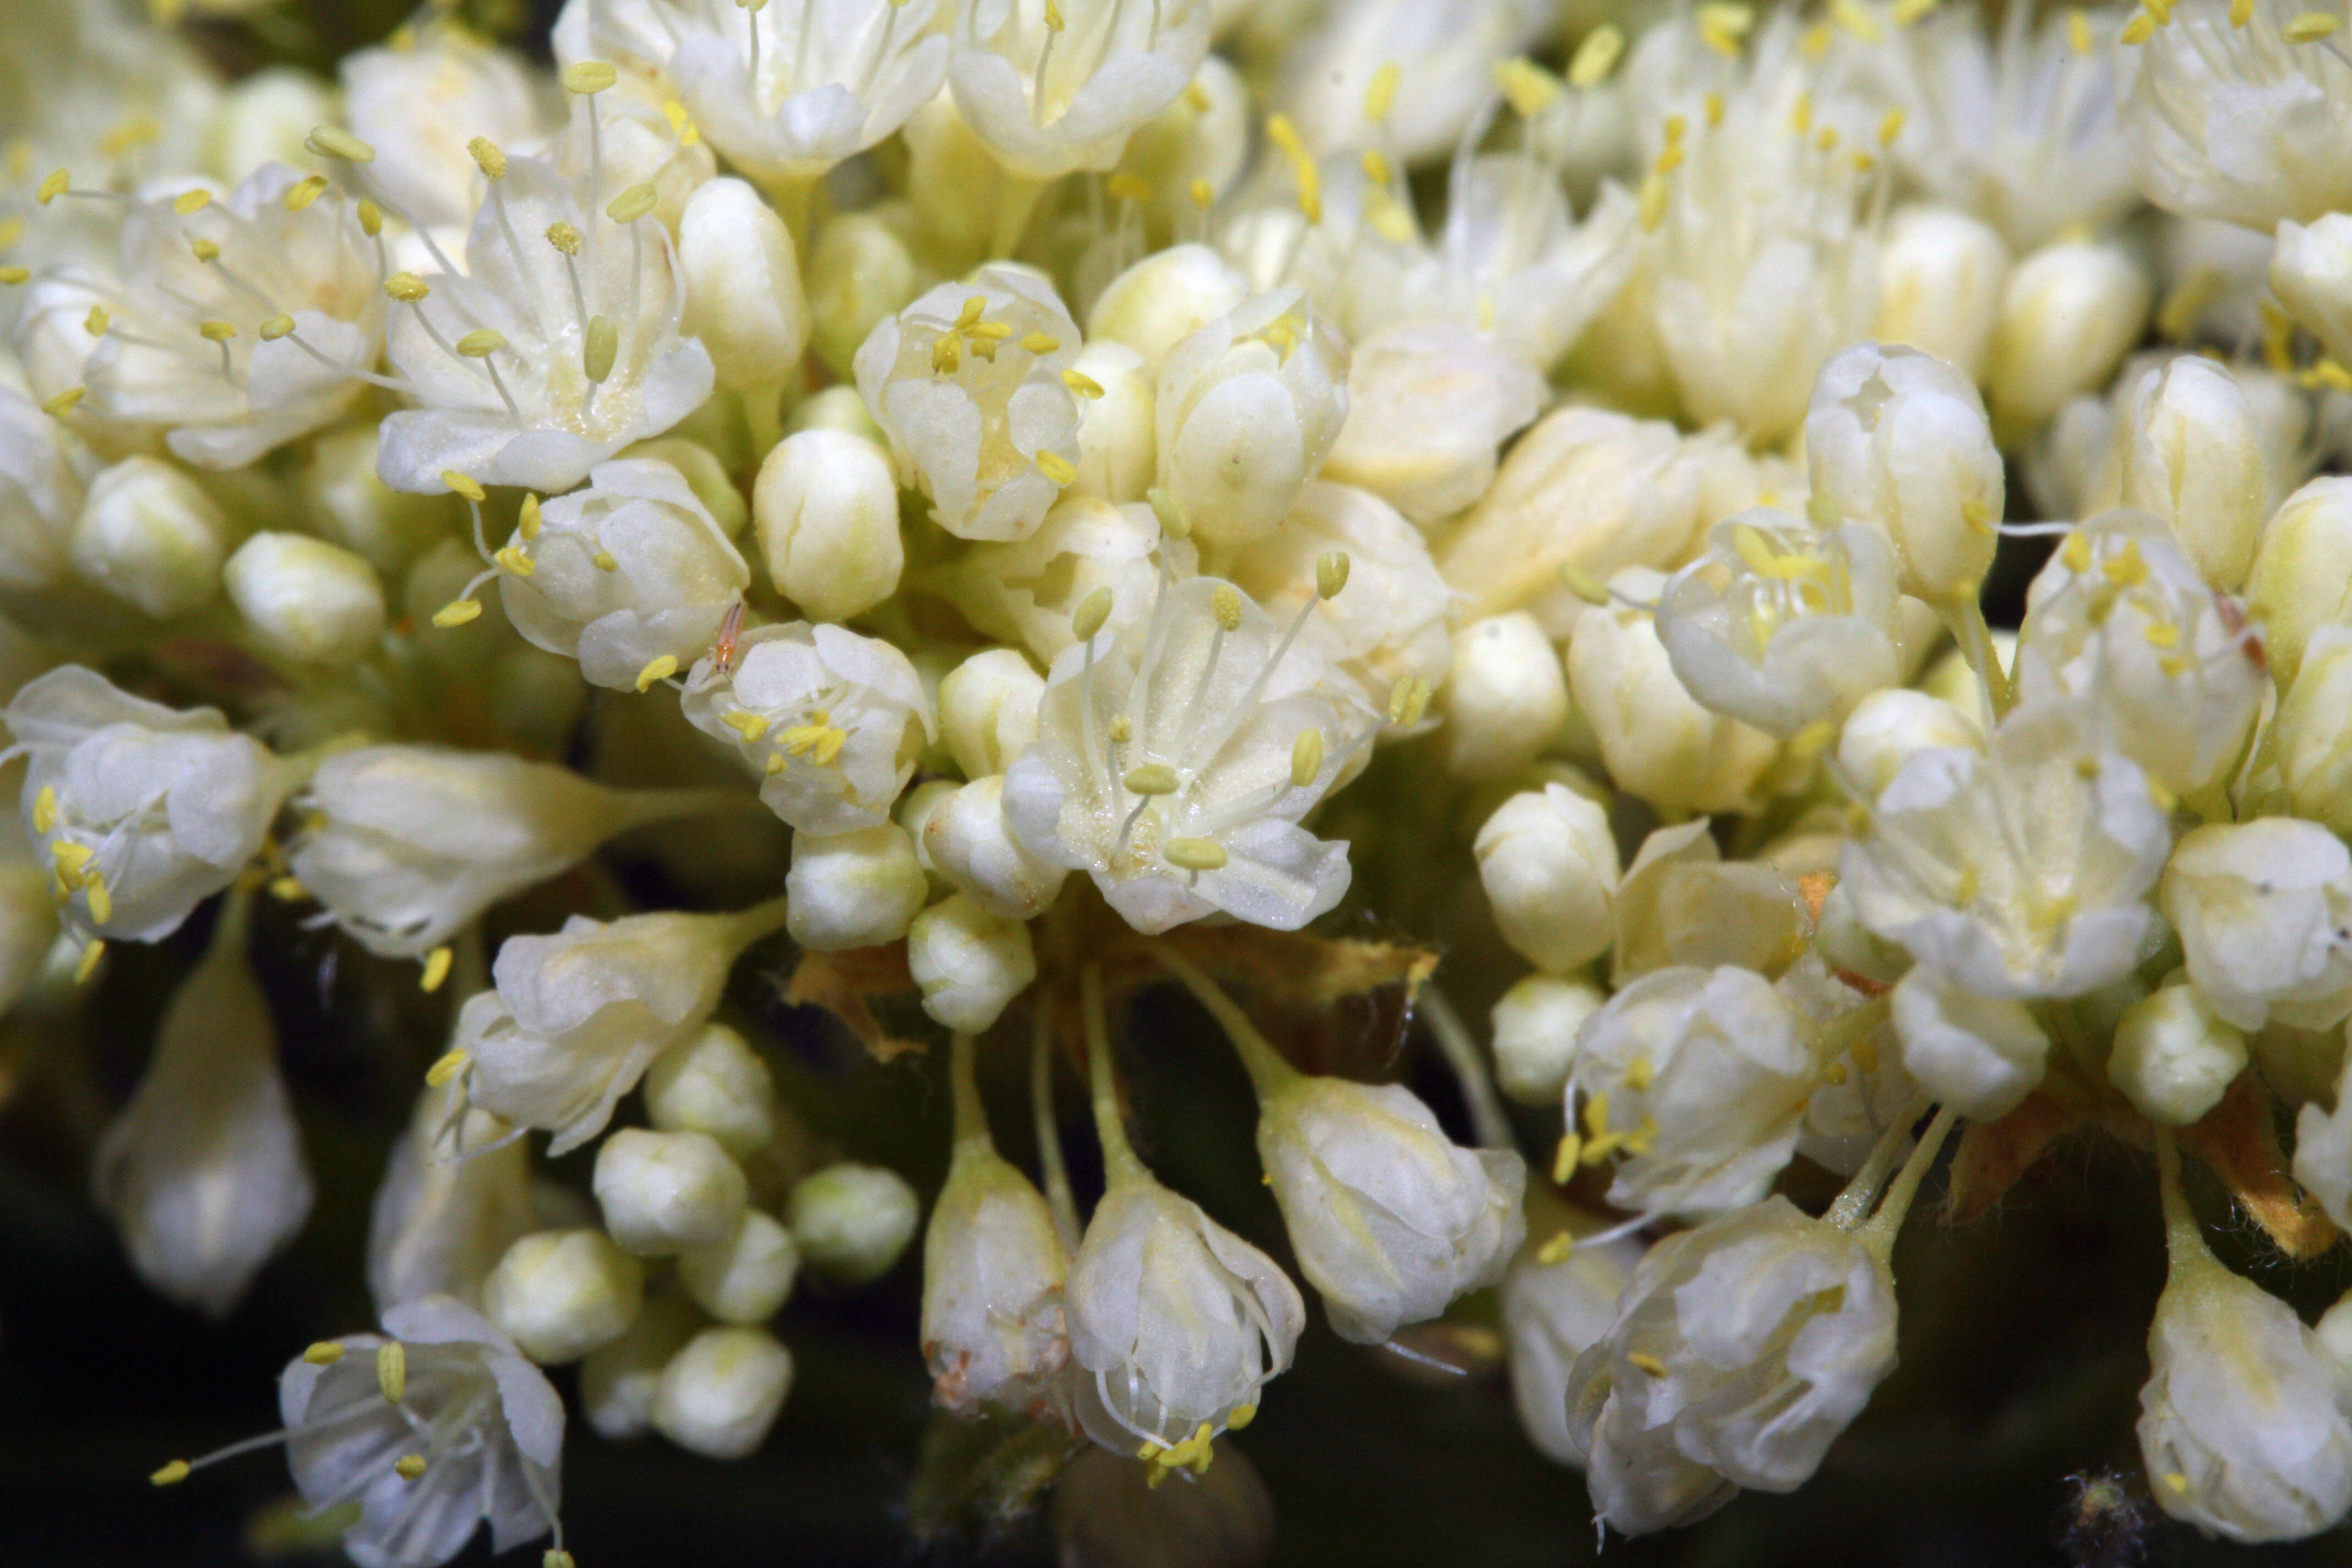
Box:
420 945 454 993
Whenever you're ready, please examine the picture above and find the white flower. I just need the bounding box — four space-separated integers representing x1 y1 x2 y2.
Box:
2295 1048 2352 1229
1503 1231 1647 1467
1153 287 1349 552
853 266 1084 543
277 1296 567 1568
922 774 1070 919
1066 1174 1304 1459
786 823 929 951
652 1324 794 1459
1003 575 1363 934
1408 155 1640 372
1782 954 1919 1177
1474 783 1619 977
2160 819 2352 1032
2245 474 2352 688
2013 511 2266 799
906 892 1037 1033
454 900 790 1155
594 0 954 190
789 1161 922 1284
8 665 290 942
1256 1075 1526 1344
482 1228 646 1364
949 0 1212 179
92 897 311 1317
1568 965 1821 1221
66 165 383 470
1319 321 1544 527
1443 611 1569 782
923 1037 1069 1418
2117 357 2273 592
1872 204 2009 381
2128 0 2352 230
2139 1158 2352 1543
378 153 715 496
341 30 553 230
1888 965 2051 1120
366 1090 533 1316
595 1126 749 1256
753 426 903 623
1840 700 2172 1000
1565 1197 1898 1534
1656 509 1904 739
1274 0 1545 166
1805 342 2003 607
0 382 86 591
1836 688 1983 802
2275 627 2352 837
951 493 1197 662
289 744 725 958
680 620 934 836
2108 982 2248 1127
1985 237 2154 435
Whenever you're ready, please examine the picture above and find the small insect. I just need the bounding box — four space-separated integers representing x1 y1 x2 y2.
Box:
2215 592 2268 676
2060 1469 2149 1568
712 601 747 676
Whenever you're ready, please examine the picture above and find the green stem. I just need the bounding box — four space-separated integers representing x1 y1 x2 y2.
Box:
722 894 794 951
2153 1126 2215 1276
949 1034 992 1151
1824 1092 1929 1232
1031 1007 1080 1246
1939 596 2013 723
1856 1104 1959 1261
1152 941 1301 1098
1081 965 1148 1188
1420 986 1515 1151
611 786 764 831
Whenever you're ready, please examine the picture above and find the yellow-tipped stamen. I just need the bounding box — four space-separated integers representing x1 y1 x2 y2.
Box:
1536 1231 1575 1265
432 599 483 628
2285 10 2338 39
606 183 659 225
1628 1352 1669 1376
635 654 679 692
493 546 535 578
1164 837 1228 871
1071 586 1115 643
1569 25 1625 88
1212 584 1243 632
302 1341 345 1366
75 940 104 984
1553 1131 1582 1183
1036 450 1077 486
563 61 619 95
376 1342 406 1404
1364 62 1401 123
151 1460 191 1487
32 786 55 835
1315 551 1351 600
1290 728 1324 789
1124 764 1180 796
304 126 377 164
393 1455 427 1481
425 1048 471 1088
420 945 453 993
442 470 485 503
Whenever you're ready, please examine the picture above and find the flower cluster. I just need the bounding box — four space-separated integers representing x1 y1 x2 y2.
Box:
17 0 2352 1560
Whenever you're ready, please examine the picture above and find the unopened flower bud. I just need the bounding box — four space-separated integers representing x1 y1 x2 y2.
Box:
1474 785 1619 976
786 824 929 951
788 1162 920 1285
939 649 1044 780
1890 967 2050 1120
679 1210 800 1325
2246 476 2352 688
2271 214 2352 367
1491 973 1607 1106
652 1326 794 1460
1086 244 1251 375
643 1023 776 1161
1445 612 1569 780
806 212 919 381
1836 689 1982 801
1321 322 1545 527
581 1289 701 1440
2162 819 2352 1033
224 532 386 666
679 178 809 393
481 1228 645 1364
70 456 231 618
595 1128 749 1256
922 775 1069 919
1155 288 1348 550
2109 983 2248 1127
1874 205 2009 382
1986 240 2153 437
907 889 1039 1034
1067 341 1157 503
2120 357 2268 591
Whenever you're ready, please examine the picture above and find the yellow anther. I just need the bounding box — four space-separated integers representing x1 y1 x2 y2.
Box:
302 1341 345 1366
1164 837 1229 871
1893 0 1940 20
1061 368 1104 399
1878 108 1906 148
173 188 211 216
2060 529 2094 573
2143 0 2175 19
151 1460 190 1487
2100 540 2149 588
606 183 659 224
2230 0 2254 19
592 551 618 571
83 305 111 337
393 1455 427 1481
1360 149 1395 191
32 787 55 835
1106 173 1151 204
721 710 771 743
1125 764 1180 796
258 314 297 342
267 876 305 902
1581 1090 1611 1140
1790 92 1813 137
2286 10 2338 39
420 945 454 993
1290 728 1324 789
1536 1231 1575 1265
1495 57 1562 119
306 126 377 164
1315 551 1351 601
546 1553 577 1568
385 272 430 303
86 873 111 925
35 168 68 206
2142 621 2181 650
1189 177 1213 209
1569 24 1625 89
1072 585 1115 642
74 940 104 984
377 1342 407 1404
1042 0 1064 27
1637 171 1669 231
954 295 988 330
930 333 961 374
442 470 485 502
1623 1055 1652 1092
1703 90 1725 128
51 839 94 881
189 237 223 264
519 494 542 540
454 328 505 358
2121 12 2158 42
1801 20 1834 55
1210 585 1242 633
1696 1 1755 54
99 117 160 158
2070 6 2096 47
431 598 482 628
198 320 236 342
40 388 84 417
1183 80 1211 113
764 753 785 775
1628 1352 1669 1376
1552 1131 1582 1183
1388 676 1432 727
356 200 383 238
581 315 618 384
1833 0 1883 41
563 61 619 94
1364 62 1402 123
1036 450 1077 487
635 655 680 692
1108 716 1133 743
2164 1471 2190 1494
285 175 330 211
493 546 535 578
1663 113 1686 145
468 137 508 179
1018 331 1060 355
1227 1403 1257 1432
2307 358 2352 392
0 268 25 287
